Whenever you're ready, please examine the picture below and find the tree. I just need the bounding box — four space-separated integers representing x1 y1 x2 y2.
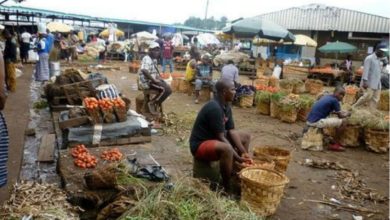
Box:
182 16 228 30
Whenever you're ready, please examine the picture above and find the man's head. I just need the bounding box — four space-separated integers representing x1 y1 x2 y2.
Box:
148 42 160 59
215 79 236 102
346 54 352 60
375 44 386 58
201 55 210 64
333 86 345 101
2 29 12 39
227 60 234 65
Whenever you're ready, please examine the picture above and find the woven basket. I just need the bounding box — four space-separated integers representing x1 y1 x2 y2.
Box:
377 91 389 111
280 84 293 94
101 108 116 123
240 167 289 216
279 107 298 123
365 129 389 153
178 79 189 93
253 146 291 172
304 80 312 92
114 106 127 122
171 78 180 92
199 87 211 102
269 77 279 88
310 82 323 95
270 100 280 118
86 108 102 124
339 125 361 147
343 93 357 105
257 101 270 115
255 77 269 87
298 107 311 122
239 95 254 108
301 127 324 151
292 84 305 94
253 154 275 170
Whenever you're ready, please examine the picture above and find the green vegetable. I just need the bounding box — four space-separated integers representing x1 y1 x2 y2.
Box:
255 91 271 103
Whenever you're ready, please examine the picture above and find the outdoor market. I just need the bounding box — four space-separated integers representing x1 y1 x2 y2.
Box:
0 1 389 220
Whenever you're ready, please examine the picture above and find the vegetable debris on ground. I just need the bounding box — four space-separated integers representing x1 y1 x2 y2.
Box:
162 111 197 146
118 177 263 220
0 181 81 219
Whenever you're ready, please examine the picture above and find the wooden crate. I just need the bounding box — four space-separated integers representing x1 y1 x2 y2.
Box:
61 79 105 105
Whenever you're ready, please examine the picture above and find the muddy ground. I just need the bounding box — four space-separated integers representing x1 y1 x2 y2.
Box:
1 60 388 220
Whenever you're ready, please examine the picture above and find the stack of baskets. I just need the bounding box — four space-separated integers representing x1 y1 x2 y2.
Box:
253 146 291 172
239 95 254 108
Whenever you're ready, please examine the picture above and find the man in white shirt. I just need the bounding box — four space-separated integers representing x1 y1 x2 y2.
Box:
221 60 239 86
352 45 386 110
20 29 31 63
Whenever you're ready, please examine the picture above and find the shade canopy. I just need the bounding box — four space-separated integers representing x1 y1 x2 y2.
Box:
318 41 357 53
195 33 220 45
47 22 73 33
99 28 125 38
291 34 317 47
222 17 295 42
131 31 157 41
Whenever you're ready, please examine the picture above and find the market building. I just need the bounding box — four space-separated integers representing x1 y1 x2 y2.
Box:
255 4 389 61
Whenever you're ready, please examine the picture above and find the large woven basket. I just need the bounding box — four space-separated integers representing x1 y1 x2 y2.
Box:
253 154 275 170
377 91 389 111
178 79 189 93
253 146 291 172
304 80 312 92
339 125 361 147
298 107 311 122
239 95 254 108
292 84 305 94
365 129 389 153
343 93 357 105
279 108 298 123
270 100 280 118
257 101 270 115
269 77 279 88
280 84 293 94
240 167 289 216
309 82 323 95
255 77 269 87
171 78 180 92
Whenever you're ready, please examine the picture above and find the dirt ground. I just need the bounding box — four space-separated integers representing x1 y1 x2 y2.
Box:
1 60 388 220
102 61 389 220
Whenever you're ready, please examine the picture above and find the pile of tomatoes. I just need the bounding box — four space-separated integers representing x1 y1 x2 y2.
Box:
83 97 99 110
100 148 123 161
70 144 98 169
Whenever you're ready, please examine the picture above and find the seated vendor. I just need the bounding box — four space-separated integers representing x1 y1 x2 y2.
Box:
221 60 240 87
194 55 214 104
139 42 172 114
185 51 201 82
189 79 252 190
306 86 351 151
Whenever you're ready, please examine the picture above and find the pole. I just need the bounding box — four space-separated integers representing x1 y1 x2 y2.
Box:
204 0 209 28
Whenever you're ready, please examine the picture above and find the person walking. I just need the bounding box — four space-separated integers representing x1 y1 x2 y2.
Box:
35 32 50 82
20 28 31 64
2 30 17 92
352 45 386 110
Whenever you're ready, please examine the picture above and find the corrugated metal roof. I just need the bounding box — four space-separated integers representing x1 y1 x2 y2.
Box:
256 4 390 33
0 5 212 33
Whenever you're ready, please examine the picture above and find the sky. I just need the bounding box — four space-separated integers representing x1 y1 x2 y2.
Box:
5 0 390 24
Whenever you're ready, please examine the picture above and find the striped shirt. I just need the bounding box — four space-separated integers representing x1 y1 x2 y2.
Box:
0 112 9 187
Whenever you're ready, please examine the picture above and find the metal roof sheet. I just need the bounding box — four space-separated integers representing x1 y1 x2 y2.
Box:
256 4 390 33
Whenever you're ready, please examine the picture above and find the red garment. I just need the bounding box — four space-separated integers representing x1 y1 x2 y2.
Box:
195 140 219 161
162 40 173 59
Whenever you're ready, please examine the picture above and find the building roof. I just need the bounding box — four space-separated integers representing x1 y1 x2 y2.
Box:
0 5 212 33
256 4 390 33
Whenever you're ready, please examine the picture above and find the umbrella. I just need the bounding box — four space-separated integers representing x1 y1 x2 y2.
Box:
131 31 157 41
318 41 357 59
47 22 73 33
222 17 295 42
318 41 357 53
289 34 317 47
99 28 125 38
195 33 220 45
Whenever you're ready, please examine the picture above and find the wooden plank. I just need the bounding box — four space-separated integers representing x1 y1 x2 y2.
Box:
38 134 56 162
52 112 64 150
59 116 90 130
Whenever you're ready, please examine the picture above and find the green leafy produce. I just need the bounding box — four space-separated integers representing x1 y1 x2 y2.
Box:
255 91 271 104
299 95 315 109
270 92 287 102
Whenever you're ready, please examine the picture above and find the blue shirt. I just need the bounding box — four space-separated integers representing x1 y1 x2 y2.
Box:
196 64 213 78
45 33 54 53
307 95 340 123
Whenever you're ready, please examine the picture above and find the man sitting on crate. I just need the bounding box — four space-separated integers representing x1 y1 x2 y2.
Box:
189 79 252 190
194 54 214 104
139 42 172 114
305 86 351 151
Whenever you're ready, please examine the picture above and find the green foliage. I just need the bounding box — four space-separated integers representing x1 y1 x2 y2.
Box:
299 95 315 109
270 92 286 102
33 100 48 109
255 91 271 104
119 177 263 220
182 16 228 30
